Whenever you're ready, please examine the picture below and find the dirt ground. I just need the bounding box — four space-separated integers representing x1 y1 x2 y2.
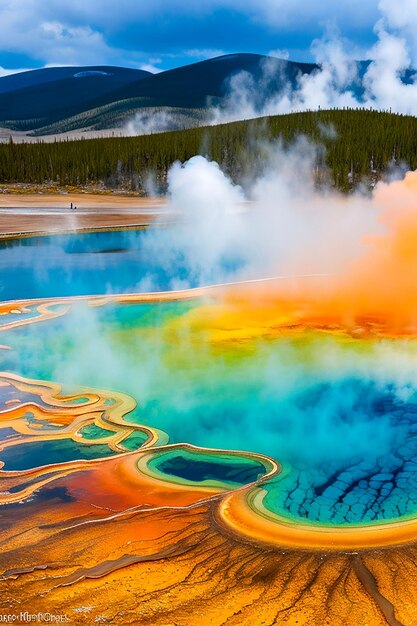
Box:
0 194 169 236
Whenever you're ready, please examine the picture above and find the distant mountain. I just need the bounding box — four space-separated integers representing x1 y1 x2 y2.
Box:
98 54 319 109
3 54 416 138
0 54 322 135
0 66 150 95
0 66 152 130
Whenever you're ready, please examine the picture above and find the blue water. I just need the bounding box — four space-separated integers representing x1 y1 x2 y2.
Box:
0 226 248 302
0 230 172 301
3 228 417 526
3 299 417 524
0 438 116 470
148 448 268 488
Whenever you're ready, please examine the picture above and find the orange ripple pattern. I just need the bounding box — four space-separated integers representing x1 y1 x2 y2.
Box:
0 368 415 625
4 171 417 623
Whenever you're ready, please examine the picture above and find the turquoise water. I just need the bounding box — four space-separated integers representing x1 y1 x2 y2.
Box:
3 299 417 525
147 448 268 489
0 228 245 301
0 230 171 301
0 438 116 471
79 424 116 439
2 227 417 526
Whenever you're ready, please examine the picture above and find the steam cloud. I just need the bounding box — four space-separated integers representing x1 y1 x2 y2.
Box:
5 140 417 484
125 109 200 136
135 141 417 336
125 0 417 135
137 141 379 291
214 2 417 122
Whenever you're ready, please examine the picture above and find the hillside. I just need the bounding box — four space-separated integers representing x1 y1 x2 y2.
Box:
0 66 150 95
97 54 318 109
0 54 318 134
0 66 152 130
0 110 416 193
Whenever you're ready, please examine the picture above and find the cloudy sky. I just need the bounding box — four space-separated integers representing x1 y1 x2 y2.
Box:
0 0 414 74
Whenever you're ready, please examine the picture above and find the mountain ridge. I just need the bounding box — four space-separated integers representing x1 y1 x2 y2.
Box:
0 54 319 134
1 53 414 138
0 65 151 95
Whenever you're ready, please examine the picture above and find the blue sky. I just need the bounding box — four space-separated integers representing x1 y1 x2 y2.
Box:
0 0 405 74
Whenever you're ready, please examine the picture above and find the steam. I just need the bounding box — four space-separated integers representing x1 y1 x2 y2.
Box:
4 141 417 490
124 108 207 136
123 1 417 137
137 141 379 290
212 0 417 120
7 291 417 472
125 109 187 136
131 136 417 335
213 15 417 123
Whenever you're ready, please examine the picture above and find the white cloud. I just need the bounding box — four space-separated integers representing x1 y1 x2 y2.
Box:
268 49 289 60
225 0 379 29
379 0 417 31
0 1 225 69
139 63 162 74
378 0 417 63
0 66 29 77
0 0 381 65
185 48 225 59
11 0 377 28
0 0 409 92
207 13 417 125
0 1 115 65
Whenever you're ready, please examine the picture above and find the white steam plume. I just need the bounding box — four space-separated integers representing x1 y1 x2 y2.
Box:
213 7 417 123
8 140 417 475
125 110 185 136
125 1 417 138
138 140 380 291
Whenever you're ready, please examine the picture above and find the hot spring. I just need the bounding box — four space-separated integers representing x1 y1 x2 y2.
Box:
3 156 417 624
2 277 417 530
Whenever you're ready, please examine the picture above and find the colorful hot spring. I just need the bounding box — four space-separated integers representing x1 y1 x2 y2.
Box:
2 292 417 533
3 224 417 624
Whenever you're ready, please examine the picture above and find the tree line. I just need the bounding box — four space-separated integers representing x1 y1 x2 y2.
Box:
1 109 417 193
